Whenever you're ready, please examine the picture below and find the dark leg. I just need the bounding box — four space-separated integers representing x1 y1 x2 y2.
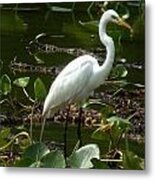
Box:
64 106 70 160
77 107 83 147
64 118 68 160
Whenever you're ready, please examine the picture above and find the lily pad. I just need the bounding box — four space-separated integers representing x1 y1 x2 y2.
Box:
41 150 65 168
69 144 100 168
23 142 50 162
13 77 30 88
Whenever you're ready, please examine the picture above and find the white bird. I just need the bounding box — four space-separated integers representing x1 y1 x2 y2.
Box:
40 9 132 142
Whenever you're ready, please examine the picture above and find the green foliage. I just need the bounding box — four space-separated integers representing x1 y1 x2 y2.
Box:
107 116 132 130
0 74 11 95
0 74 47 102
0 75 47 103
91 123 112 141
16 142 66 168
92 115 131 144
0 129 31 166
34 77 47 101
123 150 144 170
13 77 30 88
84 101 114 118
16 142 101 168
69 144 100 168
91 158 109 169
0 128 11 148
23 142 49 163
90 113 144 169
15 141 144 169
0 1 144 169
42 150 65 168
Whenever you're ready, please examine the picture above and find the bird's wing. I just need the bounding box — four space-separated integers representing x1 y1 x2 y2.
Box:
43 57 94 117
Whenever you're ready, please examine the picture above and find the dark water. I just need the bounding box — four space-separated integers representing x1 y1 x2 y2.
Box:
0 3 144 85
0 3 145 157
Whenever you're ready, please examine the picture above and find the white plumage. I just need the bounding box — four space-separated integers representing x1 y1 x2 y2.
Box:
43 55 99 118
40 10 132 141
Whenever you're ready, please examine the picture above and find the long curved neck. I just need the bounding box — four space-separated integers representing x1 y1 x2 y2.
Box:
97 16 115 84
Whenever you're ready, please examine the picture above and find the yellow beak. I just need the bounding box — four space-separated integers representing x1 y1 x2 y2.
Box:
114 17 133 34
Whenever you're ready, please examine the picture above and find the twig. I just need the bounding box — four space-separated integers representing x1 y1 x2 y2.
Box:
22 88 35 103
127 111 138 121
100 159 122 162
0 132 31 151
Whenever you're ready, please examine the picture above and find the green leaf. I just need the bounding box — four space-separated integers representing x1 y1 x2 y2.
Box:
15 158 34 167
13 77 30 88
111 64 128 78
69 144 100 168
23 142 50 163
0 128 11 147
70 140 80 157
0 74 11 95
34 78 47 101
107 116 131 130
91 126 111 141
84 101 114 118
0 127 10 138
100 105 115 118
15 158 32 167
123 150 144 170
29 161 41 168
41 150 65 168
91 158 109 169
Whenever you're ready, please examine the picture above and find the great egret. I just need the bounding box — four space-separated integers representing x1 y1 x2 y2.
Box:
40 9 132 142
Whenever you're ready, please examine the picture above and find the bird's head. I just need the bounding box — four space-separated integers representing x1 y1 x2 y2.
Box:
103 9 133 34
